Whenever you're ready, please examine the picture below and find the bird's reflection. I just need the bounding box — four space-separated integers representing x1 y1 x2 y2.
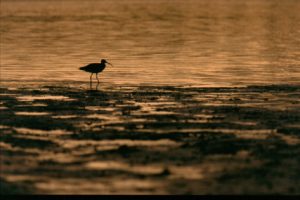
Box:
89 81 100 91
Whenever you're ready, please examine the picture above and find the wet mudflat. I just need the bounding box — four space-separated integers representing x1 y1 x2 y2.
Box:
0 83 300 194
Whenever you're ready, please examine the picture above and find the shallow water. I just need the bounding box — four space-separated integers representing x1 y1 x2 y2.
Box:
0 84 300 194
1 0 300 87
1 0 300 194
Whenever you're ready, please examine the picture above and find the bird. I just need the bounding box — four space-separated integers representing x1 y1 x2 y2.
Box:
79 59 113 83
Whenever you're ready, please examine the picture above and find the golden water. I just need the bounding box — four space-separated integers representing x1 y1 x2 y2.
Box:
1 0 300 87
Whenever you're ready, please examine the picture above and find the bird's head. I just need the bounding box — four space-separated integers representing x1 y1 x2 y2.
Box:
101 59 113 66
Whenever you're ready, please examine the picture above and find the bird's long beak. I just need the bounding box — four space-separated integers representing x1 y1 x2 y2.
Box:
107 62 113 67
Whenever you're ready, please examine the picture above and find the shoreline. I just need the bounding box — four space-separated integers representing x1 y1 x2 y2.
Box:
2 79 300 89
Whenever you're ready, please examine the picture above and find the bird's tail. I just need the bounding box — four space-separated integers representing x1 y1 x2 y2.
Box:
79 66 85 70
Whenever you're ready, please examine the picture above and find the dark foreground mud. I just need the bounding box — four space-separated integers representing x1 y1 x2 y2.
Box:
0 84 300 194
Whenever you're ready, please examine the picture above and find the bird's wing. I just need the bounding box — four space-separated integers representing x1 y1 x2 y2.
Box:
80 63 98 70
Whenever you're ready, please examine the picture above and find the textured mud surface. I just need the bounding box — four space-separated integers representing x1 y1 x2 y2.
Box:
1 84 300 194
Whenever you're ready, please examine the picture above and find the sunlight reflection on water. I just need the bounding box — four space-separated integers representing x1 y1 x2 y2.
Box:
1 0 300 87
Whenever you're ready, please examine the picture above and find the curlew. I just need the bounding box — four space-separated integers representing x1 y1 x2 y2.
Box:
79 59 112 83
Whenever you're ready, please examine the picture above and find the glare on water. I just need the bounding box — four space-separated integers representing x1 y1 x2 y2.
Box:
1 0 299 87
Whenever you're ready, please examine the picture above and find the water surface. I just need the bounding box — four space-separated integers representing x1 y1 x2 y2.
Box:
1 0 300 86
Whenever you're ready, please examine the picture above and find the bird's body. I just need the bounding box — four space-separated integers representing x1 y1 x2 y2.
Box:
79 59 112 83
80 63 106 74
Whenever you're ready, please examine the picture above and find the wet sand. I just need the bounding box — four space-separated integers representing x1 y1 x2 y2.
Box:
0 83 300 194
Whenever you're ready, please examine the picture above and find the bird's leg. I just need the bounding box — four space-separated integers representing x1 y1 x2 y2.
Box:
89 73 93 89
90 73 93 83
96 73 100 83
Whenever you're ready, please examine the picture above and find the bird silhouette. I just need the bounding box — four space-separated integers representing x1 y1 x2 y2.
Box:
79 59 113 83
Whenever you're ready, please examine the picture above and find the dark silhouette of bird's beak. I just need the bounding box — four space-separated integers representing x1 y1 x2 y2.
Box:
107 62 113 66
